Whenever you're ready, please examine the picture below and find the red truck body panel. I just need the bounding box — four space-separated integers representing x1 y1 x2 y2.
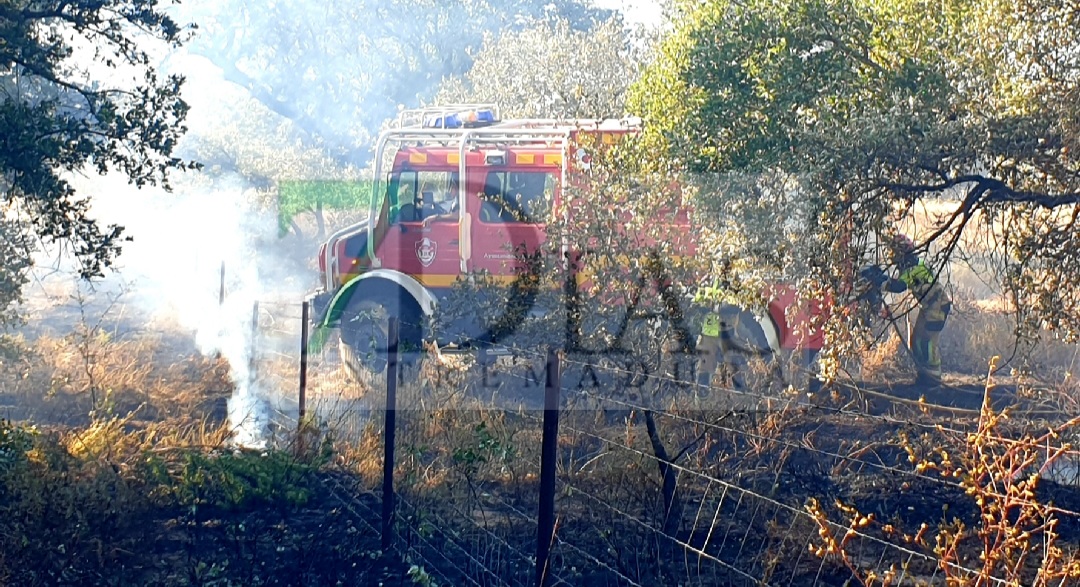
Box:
319 106 828 353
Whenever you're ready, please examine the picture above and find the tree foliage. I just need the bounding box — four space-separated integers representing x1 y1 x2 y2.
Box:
172 0 612 167
629 0 1080 356
276 179 371 238
435 16 646 119
177 87 369 241
0 0 195 324
180 87 357 188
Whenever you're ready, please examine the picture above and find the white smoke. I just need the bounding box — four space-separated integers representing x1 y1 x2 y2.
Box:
22 0 652 448
63 167 297 449
593 0 664 28
48 51 313 448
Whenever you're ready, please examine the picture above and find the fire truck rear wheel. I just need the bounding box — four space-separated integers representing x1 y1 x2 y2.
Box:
338 299 424 389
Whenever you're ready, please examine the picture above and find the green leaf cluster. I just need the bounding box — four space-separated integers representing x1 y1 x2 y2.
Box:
0 0 197 324
277 179 373 237
0 421 158 584
172 449 323 511
629 0 1080 344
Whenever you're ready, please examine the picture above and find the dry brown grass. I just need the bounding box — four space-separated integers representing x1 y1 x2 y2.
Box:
849 292 1079 390
858 330 917 383
13 257 1077 584
293 321 1080 584
0 327 234 436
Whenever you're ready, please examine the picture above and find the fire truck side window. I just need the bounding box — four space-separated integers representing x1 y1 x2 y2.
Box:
391 170 458 223
391 171 417 223
479 171 554 224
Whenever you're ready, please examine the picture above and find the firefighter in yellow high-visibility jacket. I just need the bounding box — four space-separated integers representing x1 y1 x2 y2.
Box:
693 277 749 390
880 235 952 384
694 280 725 388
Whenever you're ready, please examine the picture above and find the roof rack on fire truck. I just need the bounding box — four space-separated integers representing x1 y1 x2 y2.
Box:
394 104 643 135
492 116 643 132
396 104 502 129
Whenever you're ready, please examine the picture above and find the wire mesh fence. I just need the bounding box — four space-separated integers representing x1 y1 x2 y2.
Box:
246 298 374 443
247 303 1080 587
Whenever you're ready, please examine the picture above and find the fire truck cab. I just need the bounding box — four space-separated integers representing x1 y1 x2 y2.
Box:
309 105 824 384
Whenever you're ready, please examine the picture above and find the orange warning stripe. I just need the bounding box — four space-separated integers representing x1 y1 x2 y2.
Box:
406 151 565 166
337 272 529 289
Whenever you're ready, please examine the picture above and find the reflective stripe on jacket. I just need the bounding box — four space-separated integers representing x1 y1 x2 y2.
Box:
695 277 723 337
701 312 721 337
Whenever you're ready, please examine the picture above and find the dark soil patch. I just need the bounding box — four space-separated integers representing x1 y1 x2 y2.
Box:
820 375 1068 420
153 472 404 587
0 443 414 587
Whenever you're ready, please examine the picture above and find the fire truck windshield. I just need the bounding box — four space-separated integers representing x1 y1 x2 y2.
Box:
390 170 459 223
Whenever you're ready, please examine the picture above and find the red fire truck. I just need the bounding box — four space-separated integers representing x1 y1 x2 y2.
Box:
308 105 826 384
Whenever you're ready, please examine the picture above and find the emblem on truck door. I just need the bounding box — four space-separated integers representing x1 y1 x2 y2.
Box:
416 237 437 267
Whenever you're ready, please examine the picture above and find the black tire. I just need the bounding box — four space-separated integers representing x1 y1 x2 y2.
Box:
338 297 425 389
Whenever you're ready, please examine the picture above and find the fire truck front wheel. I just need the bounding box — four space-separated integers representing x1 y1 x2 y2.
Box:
338 298 424 389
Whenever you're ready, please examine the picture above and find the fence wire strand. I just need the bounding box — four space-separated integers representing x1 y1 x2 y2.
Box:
396 489 543 586
252 302 1080 587
525 396 1015 586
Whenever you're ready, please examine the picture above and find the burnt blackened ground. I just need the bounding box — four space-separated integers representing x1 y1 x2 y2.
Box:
0 437 416 587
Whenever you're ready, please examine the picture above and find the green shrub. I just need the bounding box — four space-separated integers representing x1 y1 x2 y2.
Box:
172 449 319 511
0 421 157 586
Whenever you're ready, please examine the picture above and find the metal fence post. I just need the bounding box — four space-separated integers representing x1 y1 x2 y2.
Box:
536 348 562 587
248 301 259 386
219 261 226 306
382 317 400 551
298 300 309 425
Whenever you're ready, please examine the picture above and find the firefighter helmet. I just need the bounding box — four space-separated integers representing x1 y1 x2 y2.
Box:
890 234 916 254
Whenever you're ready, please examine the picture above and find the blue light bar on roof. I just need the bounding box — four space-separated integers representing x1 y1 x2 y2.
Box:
423 109 497 129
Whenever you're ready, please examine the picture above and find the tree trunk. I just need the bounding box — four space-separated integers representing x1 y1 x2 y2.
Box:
288 218 304 241
644 410 682 536
315 200 326 240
